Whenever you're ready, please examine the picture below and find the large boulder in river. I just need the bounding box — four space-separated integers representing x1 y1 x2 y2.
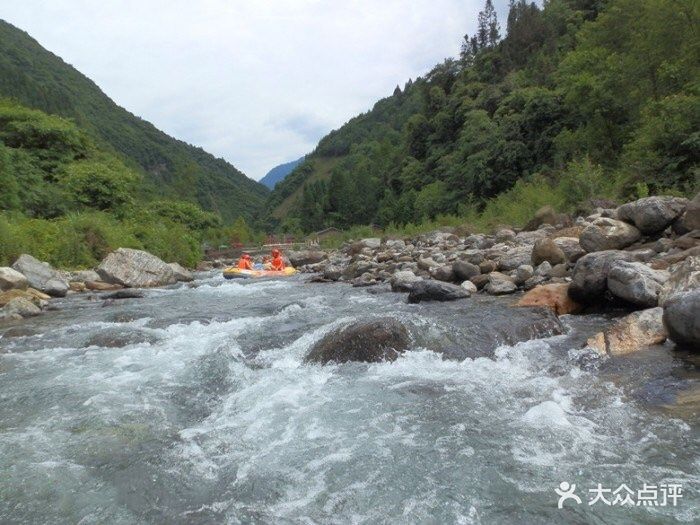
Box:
662 289 700 348
515 283 582 316
607 261 669 307
587 307 666 356
0 267 28 291
579 218 641 252
430 265 455 282
305 317 410 364
617 196 688 234
287 250 327 267
531 238 566 266
658 256 700 305
407 280 470 303
11 254 69 297
568 250 639 303
97 248 176 288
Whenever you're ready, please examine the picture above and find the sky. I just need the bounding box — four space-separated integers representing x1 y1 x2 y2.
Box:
2 0 510 181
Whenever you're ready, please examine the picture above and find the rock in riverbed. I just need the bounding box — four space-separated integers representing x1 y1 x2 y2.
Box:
579 218 641 252
568 250 639 303
587 308 666 356
11 254 69 297
515 283 582 316
0 267 28 291
97 248 176 288
607 261 669 307
617 196 688 234
407 280 470 303
662 289 700 348
305 317 410 364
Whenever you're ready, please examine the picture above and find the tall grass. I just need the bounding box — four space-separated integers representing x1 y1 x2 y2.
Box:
0 211 201 268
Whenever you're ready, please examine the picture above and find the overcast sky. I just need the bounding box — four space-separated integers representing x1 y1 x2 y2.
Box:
2 0 509 180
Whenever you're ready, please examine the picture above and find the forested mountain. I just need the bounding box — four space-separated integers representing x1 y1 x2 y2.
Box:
267 0 699 233
0 19 268 223
260 156 306 189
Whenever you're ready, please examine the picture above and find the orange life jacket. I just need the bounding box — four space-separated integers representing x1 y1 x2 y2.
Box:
271 255 285 271
238 258 253 270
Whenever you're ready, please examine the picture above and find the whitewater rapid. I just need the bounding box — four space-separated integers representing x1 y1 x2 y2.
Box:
0 273 697 524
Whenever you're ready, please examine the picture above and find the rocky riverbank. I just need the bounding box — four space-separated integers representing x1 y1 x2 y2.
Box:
0 248 193 323
2 194 698 357
285 194 699 356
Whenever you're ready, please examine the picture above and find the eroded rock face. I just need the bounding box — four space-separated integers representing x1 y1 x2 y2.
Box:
407 280 470 303
579 218 641 252
305 317 410 364
97 248 176 288
662 289 700 348
515 283 582 316
587 307 666 356
11 254 68 297
0 267 28 291
287 250 327 267
568 250 639 303
617 196 688 234
607 261 669 307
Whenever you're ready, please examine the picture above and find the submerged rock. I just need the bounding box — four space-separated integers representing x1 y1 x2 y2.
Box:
305 317 410 364
97 248 176 288
105 289 145 300
579 218 641 252
662 289 700 348
617 196 688 234
407 280 470 303
515 283 582 316
11 254 68 297
2 297 41 318
587 308 666 356
83 328 159 348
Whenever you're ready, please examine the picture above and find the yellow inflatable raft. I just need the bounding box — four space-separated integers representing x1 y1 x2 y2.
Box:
223 267 297 279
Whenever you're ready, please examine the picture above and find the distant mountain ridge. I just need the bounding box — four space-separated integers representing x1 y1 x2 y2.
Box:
0 19 268 222
260 156 306 189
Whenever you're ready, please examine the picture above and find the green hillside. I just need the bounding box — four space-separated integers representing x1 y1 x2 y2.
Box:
268 0 699 232
0 19 268 223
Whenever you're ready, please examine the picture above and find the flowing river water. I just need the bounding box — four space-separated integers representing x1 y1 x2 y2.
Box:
0 272 698 524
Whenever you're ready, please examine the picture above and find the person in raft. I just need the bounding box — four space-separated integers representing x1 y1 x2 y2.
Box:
237 253 253 270
270 249 285 271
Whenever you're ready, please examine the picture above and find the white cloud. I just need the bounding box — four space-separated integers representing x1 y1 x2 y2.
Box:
1 0 510 180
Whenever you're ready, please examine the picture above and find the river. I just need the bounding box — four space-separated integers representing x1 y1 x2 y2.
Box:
0 272 697 524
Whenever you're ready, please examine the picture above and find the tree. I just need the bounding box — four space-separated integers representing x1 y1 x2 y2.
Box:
477 0 500 48
59 157 139 211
